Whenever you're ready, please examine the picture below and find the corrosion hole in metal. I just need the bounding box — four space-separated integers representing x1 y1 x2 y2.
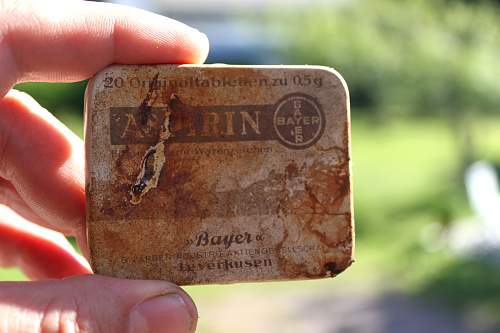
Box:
131 148 157 195
324 262 338 277
130 93 175 205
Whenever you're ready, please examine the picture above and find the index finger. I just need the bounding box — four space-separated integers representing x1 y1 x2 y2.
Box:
0 0 209 95
0 0 209 252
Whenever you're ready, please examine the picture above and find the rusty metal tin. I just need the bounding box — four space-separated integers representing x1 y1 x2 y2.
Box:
85 64 354 285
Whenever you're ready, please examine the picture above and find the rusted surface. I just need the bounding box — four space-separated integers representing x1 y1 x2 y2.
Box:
84 64 354 285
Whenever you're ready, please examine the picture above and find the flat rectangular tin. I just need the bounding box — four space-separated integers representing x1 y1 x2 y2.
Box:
85 64 354 285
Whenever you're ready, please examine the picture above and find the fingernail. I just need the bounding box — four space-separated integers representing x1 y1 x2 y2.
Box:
129 294 194 333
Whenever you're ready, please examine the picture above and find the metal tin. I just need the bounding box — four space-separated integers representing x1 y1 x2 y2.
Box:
85 64 354 285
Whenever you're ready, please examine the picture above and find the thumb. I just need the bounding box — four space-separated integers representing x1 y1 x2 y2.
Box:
0 275 198 333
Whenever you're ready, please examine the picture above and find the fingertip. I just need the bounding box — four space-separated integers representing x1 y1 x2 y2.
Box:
129 294 194 333
176 287 199 331
0 275 198 333
1 89 37 114
0 205 92 280
110 6 210 66
1 89 78 143
190 31 210 64
2 1 211 84
74 276 199 332
106 277 198 324
4 88 31 101
0 89 85 238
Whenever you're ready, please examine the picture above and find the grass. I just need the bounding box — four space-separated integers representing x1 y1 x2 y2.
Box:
350 116 500 323
1 111 500 327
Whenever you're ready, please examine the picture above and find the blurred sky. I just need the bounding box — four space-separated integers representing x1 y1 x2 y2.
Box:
113 0 322 12
110 0 337 64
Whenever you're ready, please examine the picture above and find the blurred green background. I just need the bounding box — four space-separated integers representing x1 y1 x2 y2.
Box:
2 0 500 332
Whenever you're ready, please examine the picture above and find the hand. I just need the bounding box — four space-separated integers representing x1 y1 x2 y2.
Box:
0 1 209 332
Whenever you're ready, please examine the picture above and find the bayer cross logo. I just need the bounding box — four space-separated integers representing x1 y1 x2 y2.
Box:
273 93 325 149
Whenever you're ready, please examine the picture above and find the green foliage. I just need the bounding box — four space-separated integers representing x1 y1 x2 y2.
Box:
15 81 86 137
279 0 500 116
15 81 87 116
417 258 500 314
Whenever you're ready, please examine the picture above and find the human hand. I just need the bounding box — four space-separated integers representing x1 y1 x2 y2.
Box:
0 0 209 332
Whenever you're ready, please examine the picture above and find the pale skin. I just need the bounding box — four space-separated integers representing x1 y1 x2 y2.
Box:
0 0 209 332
